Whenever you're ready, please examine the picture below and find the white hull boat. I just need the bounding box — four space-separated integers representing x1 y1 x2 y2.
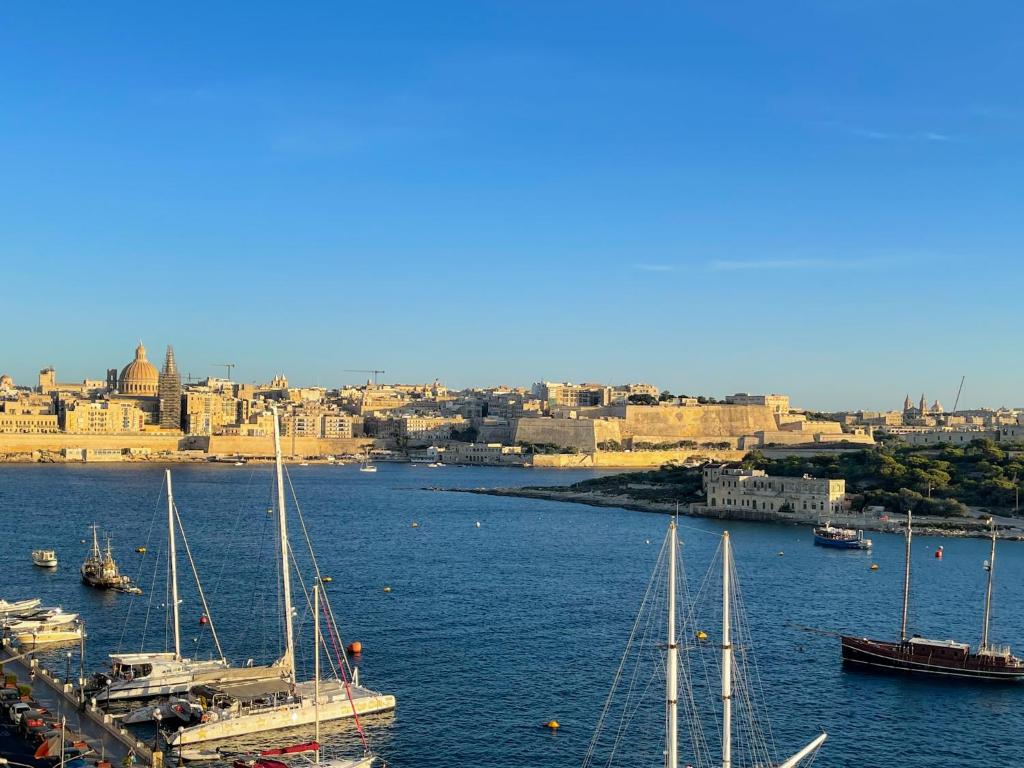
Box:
0 598 42 615
91 470 231 704
168 407 394 747
32 550 58 568
93 653 230 702
14 621 84 647
167 686 394 746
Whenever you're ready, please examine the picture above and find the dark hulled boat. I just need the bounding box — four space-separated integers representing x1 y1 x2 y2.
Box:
81 525 142 594
841 511 1024 682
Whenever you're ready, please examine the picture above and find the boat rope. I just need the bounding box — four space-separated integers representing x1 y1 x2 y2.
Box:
582 532 668 768
285 466 356 681
172 501 226 662
115 481 165 654
320 594 370 752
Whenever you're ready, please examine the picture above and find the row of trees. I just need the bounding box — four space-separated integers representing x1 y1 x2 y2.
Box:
741 439 1024 515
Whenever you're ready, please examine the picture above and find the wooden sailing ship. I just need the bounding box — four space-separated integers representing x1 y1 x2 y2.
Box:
841 512 1024 681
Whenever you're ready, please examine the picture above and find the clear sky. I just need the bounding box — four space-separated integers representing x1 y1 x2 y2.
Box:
2 2 1021 411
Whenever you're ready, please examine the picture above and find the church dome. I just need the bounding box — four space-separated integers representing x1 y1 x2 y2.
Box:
0 374 13 389
119 342 159 396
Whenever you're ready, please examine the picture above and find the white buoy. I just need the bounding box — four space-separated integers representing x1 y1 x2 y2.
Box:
475 521 481 528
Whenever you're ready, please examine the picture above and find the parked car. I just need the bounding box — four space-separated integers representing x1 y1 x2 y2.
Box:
8 701 30 724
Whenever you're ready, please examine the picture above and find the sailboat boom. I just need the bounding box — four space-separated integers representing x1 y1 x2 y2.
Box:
775 732 828 768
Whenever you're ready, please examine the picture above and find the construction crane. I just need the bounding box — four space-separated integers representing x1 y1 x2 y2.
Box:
213 363 236 380
345 368 385 385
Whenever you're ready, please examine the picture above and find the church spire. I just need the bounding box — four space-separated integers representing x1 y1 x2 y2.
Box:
163 345 177 376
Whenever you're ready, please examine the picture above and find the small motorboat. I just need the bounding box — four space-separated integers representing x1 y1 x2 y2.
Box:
32 550 58 568
122 696 204 725
13 619 84 647
0 597 42 615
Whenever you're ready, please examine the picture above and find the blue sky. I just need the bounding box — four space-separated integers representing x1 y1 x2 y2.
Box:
1 2 1021 410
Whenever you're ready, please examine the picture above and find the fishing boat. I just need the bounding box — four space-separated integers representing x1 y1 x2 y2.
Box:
31 549 59 568
583 520 826 768
88 470 230 702
841 513 1024 680
813 522 872 550
80 527 142 594
167 406 395 747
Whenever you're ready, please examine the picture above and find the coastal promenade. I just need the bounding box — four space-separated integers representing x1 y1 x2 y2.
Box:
0 642 152 766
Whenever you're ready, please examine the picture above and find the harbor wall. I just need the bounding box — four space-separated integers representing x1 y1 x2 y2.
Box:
532 448 745 468
0 433 372 461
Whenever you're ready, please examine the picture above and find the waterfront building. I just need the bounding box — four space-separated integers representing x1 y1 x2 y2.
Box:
703 465 846 515
158 345 182 430
442 442 527 465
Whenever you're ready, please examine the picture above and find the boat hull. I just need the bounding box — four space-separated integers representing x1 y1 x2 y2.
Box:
841 636 1024 681
167 693 396 746
813 535 870 549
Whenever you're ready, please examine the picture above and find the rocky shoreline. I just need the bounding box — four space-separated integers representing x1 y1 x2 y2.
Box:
439 486 1024 540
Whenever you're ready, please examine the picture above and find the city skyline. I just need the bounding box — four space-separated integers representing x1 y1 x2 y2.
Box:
0 339 1010 414
2 3 1022 409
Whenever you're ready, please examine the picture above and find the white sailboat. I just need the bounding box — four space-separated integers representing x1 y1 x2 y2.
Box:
90 470 229 702
584 521 827 768
167 406 395 747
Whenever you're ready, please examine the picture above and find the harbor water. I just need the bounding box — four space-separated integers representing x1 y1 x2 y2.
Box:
1 463 1022 766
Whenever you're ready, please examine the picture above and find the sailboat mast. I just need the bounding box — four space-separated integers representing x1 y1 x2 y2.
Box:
900 510 912 643
91 525 100 558
981 518 996 650
665 520 678 768
314 581 321 764
166 470 182 659
721 531 732 768
272 406 296 677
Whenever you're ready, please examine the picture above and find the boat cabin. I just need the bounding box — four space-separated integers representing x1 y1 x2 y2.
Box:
907 636 970 659
109 652 179 680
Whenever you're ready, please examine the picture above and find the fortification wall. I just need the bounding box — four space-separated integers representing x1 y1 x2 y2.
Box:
0 433 372 460
532 448 745 468
514 418 614 452
0 433 185 454
619 404 780 439
206 435 372 457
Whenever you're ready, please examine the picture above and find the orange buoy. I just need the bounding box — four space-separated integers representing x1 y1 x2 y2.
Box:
870 563 879 571
935 546 944 559
546 720 560 730
347 641 362 655
199 615 209 625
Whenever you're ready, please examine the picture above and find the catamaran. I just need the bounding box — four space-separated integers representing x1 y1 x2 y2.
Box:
841 513 1024 680
88 470 230 702
583 520 827 768
167 406 395 747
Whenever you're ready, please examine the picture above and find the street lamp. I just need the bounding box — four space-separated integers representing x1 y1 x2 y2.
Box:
153 709 163 753
65 651 72 685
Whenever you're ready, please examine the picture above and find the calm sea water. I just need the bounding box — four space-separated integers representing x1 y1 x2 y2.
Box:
1 463 1022 767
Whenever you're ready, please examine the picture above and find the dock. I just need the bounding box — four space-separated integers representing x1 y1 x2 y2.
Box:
1 640 156 767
